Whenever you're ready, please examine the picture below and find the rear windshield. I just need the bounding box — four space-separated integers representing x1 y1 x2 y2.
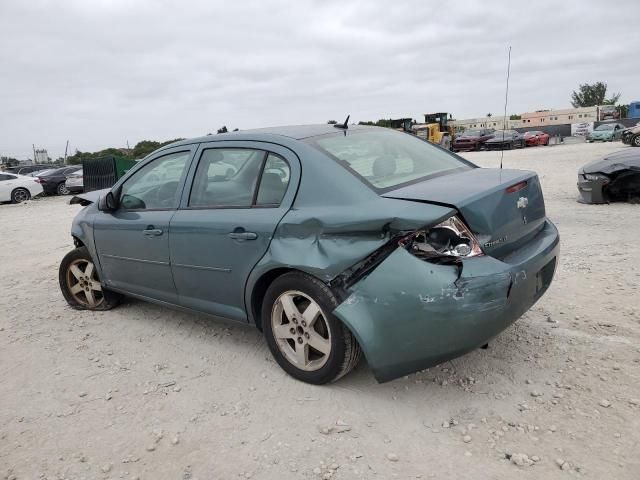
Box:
308 129 473 191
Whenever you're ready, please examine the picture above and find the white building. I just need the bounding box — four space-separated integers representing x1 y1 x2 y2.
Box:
34 149 50 163
451 106 601 131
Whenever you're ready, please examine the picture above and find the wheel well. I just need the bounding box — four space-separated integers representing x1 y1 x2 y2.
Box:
250 267 297 331
72 236 85 248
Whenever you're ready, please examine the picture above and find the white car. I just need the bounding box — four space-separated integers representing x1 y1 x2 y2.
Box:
0 172 44 203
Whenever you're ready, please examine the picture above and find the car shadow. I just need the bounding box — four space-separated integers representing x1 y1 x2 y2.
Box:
112 296 528 398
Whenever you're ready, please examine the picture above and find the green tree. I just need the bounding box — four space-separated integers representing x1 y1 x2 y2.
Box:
132 139 183 158
509 114 521 120
1 156 20 166
327 120 337 124
571 82 621 108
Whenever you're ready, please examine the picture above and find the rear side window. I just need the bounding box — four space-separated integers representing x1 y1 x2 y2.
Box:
0 174 17 181
189 149 290 208
189 149 265 207
309 129 472 191
256 154 290 206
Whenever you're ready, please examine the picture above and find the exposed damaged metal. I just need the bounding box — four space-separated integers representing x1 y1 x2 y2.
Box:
577 148 640 204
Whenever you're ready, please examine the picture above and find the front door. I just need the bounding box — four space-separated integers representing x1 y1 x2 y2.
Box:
169 142 299 321
93 148 193 303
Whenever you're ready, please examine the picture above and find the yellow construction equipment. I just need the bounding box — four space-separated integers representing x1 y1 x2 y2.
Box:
413 113 454 149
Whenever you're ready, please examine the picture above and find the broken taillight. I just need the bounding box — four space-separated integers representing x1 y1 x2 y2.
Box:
398 215 483 260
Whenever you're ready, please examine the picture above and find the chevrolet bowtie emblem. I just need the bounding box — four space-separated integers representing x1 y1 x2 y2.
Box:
517 197 529 209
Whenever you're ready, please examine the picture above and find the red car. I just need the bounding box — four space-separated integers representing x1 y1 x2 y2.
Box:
523 130 550 146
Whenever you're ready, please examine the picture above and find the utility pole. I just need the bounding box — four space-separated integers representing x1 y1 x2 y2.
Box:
64 140 69 164
32 144 36 165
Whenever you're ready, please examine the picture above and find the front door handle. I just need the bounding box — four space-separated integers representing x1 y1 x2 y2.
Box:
143 226 163 236
228 231 257 240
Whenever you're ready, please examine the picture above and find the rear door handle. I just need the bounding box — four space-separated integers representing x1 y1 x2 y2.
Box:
143 227 163 236
228 231 257 240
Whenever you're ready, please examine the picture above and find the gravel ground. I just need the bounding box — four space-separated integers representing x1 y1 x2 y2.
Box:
1 141 639 480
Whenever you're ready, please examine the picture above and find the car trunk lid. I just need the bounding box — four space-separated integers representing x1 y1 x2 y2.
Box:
382 168 546 258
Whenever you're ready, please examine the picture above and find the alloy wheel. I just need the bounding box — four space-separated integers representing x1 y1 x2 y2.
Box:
13 189 30 203
58 183 70 195
66 258 104 308
271 290 332 371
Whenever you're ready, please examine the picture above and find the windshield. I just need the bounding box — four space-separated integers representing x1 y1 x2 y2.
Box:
308 129 472 191
492 131 516 139
462 129 483 136
595 124 615 131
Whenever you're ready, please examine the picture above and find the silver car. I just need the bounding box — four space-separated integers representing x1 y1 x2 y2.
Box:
65 168 83 194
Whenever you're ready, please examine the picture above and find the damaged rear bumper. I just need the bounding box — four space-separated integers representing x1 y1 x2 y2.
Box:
333 220 559 383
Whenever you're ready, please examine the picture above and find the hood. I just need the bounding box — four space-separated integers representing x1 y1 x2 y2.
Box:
69 188 109 206
580 149 640 175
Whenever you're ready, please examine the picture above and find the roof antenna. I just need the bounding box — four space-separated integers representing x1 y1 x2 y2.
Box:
500 46 512 171
333 114 350 130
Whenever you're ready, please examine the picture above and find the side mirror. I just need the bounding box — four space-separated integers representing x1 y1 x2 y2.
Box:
98 191 118 212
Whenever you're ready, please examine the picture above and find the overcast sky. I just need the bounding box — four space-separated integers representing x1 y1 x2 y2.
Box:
1 0 638 159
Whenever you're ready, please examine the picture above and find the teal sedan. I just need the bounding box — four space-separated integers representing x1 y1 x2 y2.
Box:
587 123 626 142
59 124 559 384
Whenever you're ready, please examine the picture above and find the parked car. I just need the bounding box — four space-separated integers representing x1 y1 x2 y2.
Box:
452 128 494 152
65 168 83 194
484 130 526 150
621 122 640 147
5 164 52 176
577 149 640 203
27 168 55 177
523 130 550 146
0 172 44 203
36 166 81 195
598 105 619 121
59 124 559 384
586 123 625 142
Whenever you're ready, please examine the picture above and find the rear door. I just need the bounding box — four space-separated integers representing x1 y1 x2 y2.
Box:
93 147 195 303
169 141 300 321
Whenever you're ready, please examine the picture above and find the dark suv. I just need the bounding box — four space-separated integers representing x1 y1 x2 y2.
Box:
5 164 52 176
452 128 495 152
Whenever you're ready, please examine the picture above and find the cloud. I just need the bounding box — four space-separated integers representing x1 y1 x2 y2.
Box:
1 0 638 158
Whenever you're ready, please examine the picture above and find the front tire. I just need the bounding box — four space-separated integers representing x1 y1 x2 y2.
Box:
11 188 30 203
633 135 640 147
262 272 361 384
59 246 121 310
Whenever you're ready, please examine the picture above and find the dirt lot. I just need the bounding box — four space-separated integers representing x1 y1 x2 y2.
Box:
1 141 639 480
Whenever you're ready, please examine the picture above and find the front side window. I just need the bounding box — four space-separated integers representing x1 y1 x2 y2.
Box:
119 151 190 210
308 130 472 191
189 149 265 207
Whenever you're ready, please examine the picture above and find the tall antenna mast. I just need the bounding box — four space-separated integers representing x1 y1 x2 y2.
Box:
500 46 512 170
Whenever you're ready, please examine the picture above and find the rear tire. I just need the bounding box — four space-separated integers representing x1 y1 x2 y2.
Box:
262 272 361 384
11 188 30 203
57 182 70 195
59 246 121 310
